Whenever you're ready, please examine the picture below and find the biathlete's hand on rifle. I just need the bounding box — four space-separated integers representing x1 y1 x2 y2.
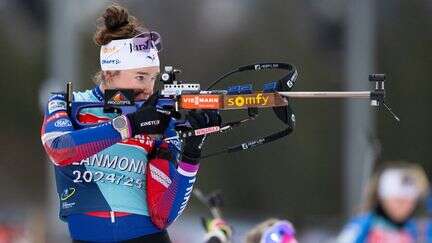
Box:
182 110 222 164
125 92 174 136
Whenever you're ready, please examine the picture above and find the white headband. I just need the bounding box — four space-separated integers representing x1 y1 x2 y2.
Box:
100 37 160 71
378 169 420 199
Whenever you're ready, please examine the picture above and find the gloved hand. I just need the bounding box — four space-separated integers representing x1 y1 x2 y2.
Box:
181 110 221 164
126 92 174 136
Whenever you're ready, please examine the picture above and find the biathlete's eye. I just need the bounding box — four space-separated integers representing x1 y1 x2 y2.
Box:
135 75 146 82
135 73 159 82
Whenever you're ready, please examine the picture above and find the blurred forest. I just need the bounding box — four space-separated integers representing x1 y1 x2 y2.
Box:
0 0 430 236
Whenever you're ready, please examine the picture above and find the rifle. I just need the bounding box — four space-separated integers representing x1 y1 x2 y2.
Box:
66 62 398 158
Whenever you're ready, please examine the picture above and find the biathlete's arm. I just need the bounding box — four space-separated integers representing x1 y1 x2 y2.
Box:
146 110 220 229
146 142 199 229
41 93 128 166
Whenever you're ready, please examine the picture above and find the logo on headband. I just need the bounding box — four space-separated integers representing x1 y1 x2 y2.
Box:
101 59 121 65
147 54 156 61
129 39 155 53
101 46 120 55
100 36 160 70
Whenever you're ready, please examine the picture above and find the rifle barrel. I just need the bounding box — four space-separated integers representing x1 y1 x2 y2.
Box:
278 91 371 99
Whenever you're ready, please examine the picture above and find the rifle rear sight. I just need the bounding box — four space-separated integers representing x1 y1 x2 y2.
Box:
161 66 182 84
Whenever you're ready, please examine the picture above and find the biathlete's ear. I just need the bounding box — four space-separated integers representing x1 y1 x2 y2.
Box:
102 70 118 83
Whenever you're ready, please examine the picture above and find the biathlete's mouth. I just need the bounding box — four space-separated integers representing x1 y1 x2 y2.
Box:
134 90 151 101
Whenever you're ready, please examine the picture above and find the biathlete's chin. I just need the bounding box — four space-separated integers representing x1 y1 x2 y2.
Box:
134 92 152 101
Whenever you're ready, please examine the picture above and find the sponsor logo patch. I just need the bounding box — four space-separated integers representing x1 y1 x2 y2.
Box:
194 126 220 136
150 164 172 188
109 91 129 105
225 93 270 108
180 95 220 109
101 46 120 55
49 93 65 101
113 92 127 102
60 187 76 201
129 41 153 53
62 201 76 209
46 111 68 123
48 100 66 114
54 118 72 128
140 120 160 127
105 89 134 106
254 63 279 70
241 138 265 150
101 59 121 65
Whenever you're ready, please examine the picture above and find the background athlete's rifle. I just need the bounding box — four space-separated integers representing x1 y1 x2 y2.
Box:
193 188 233 242
193 188 225 220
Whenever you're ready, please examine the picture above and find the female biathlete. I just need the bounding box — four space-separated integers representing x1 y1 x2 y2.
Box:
337 161 429 243
41 4 220 243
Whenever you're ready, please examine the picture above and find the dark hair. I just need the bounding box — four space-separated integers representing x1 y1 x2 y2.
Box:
94 3 148 46
93 4 148 84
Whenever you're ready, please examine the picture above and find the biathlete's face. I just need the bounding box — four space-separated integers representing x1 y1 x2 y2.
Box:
381 197 417 222
103 66 160 101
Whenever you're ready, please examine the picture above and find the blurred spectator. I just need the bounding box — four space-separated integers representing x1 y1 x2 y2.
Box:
245 218 297 243
0 224 19 243
203 217 297 243
336 161 429 243
0 223 31 243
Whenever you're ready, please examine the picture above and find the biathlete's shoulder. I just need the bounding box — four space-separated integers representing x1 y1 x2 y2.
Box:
348 213 373 225
337 213 373 243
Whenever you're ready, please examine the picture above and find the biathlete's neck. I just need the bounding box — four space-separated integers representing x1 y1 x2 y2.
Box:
374 204 410 228
90 85 105 101
99 83 107 93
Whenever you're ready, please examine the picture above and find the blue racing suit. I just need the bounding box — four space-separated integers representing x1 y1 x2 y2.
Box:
425 219 432 243
337 212 418 243
422 194 432 242
41 86 198 242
